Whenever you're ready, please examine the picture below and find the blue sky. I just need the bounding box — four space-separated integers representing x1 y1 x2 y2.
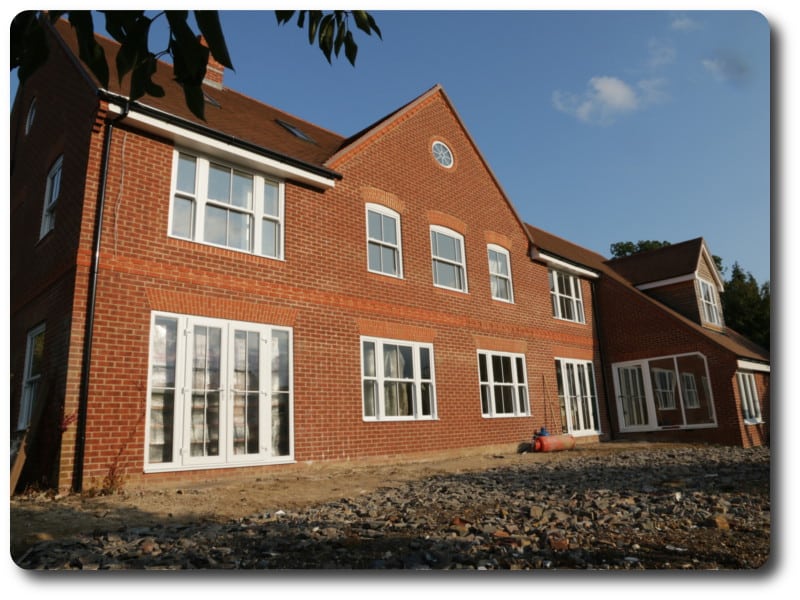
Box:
201 9 772 284
6 8 774 285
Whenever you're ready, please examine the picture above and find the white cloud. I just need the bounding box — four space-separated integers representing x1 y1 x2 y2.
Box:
648 38 676 68
702 53 750 84
553 75 667 125
671 15 700 31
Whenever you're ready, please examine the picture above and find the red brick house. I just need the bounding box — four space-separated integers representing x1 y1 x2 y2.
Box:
10 21 768 492
528 227 770 448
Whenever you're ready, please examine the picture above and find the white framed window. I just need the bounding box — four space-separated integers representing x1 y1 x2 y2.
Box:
361 337 436 420
145 312 293 471
699 278 723 326
478 350 529 418
651 367 677 410
39 155 63 238
431 140 454 168
555 358 600 435
488 244 513 302
681 372 700 408
549 269 585 323
366 204 403 278
431 226 467 292
17 323 46 430
169 151 284 259
736 371 763 424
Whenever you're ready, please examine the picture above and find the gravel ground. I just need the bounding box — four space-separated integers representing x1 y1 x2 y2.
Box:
13 443 770 570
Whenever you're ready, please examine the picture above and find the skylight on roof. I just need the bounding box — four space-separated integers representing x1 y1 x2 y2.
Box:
276 119 316 143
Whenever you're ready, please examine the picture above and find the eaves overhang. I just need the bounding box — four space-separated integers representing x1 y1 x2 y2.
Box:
531 248 600 279
103 91 341 190
736 359 770 373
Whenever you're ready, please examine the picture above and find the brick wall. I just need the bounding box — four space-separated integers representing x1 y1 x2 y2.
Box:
66 90 605 487
595 274 764 447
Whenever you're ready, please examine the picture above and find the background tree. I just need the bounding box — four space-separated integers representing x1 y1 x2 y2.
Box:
721 263 770 350
11 10 382 120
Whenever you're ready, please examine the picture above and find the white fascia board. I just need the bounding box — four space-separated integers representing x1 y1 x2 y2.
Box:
107 103 337 190
635 273 696 290
534 251 599 279
737 359 770 373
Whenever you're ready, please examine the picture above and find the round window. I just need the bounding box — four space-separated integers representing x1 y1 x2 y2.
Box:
432 140 454 168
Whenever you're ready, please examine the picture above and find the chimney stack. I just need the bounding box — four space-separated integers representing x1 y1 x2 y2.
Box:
198 36 224 89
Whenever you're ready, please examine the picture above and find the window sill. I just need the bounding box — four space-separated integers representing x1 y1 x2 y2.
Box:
744 419 764 426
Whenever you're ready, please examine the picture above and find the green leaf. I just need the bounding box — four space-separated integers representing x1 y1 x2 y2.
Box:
182 81 206 120
194 11 233 69
344 31 357 65
69 11 109 88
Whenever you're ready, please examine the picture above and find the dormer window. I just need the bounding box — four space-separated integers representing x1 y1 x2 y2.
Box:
698 279 723 326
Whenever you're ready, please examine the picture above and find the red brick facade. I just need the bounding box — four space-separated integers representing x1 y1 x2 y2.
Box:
9 21 768 493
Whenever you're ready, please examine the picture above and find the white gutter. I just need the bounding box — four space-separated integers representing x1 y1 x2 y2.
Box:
736 359 770 373
107 103 337 190
636 273 696 290
533 250 599 279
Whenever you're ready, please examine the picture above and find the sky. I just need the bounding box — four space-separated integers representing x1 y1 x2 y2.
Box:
197 9 773 284
7 6 776 286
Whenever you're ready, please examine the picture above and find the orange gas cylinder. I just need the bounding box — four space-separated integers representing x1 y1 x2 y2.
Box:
533 434 576 452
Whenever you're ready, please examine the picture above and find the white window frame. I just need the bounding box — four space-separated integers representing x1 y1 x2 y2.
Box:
554 358 601 435
549 269 585 323
681 372 700 409
487 244 513 303
39 155 62 238
145 312 294 472
169 150 285 259
361 336 436 421
699 278 723 326
478 350 530 418
365 203 403 278
430 225 468 293
736 371 763 424
17 323 46 430
612 353 718 433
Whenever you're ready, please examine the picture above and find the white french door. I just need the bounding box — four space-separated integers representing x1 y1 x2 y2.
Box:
147 313 293 471
555 359 600 435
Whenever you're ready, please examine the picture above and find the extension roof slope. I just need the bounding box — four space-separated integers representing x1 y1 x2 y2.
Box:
604 238 707 286
526 225 769 363
50 19 346 171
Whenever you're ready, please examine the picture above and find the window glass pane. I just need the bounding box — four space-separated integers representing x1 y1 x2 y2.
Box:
420 348 431 380
481 384 491 415
363 381 376 417
151 317 177 388
204 205 228 246
272 330 290 392
264 181 280 217
368 210 383 240
177 155 196 193
398 382 414 415
515 357 526 382
172 196 194 239
382 214 397 245
399 345 414 378
433 231 458 261
384 345 399 378
272 393 291 456
29 330 46 378
231 171 253 209
368 242 382 272
479 354 488 383
262 219 278 258
434 261 460 288
228 210 251 251
421 383 432 416
149 390 174 463
363 341 376 377
208 164 230 203
381 246 398 275
385 382 399 416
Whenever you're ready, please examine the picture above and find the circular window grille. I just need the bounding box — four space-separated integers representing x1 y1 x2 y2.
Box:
432 141 454 168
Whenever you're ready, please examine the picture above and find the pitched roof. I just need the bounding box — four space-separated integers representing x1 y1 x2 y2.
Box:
49 19 346 171
527 225 768 362
604 238 706 286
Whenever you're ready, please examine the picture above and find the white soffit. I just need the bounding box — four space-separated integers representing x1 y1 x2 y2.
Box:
535 251 599 279
737 359 770 373
107 103 337 190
